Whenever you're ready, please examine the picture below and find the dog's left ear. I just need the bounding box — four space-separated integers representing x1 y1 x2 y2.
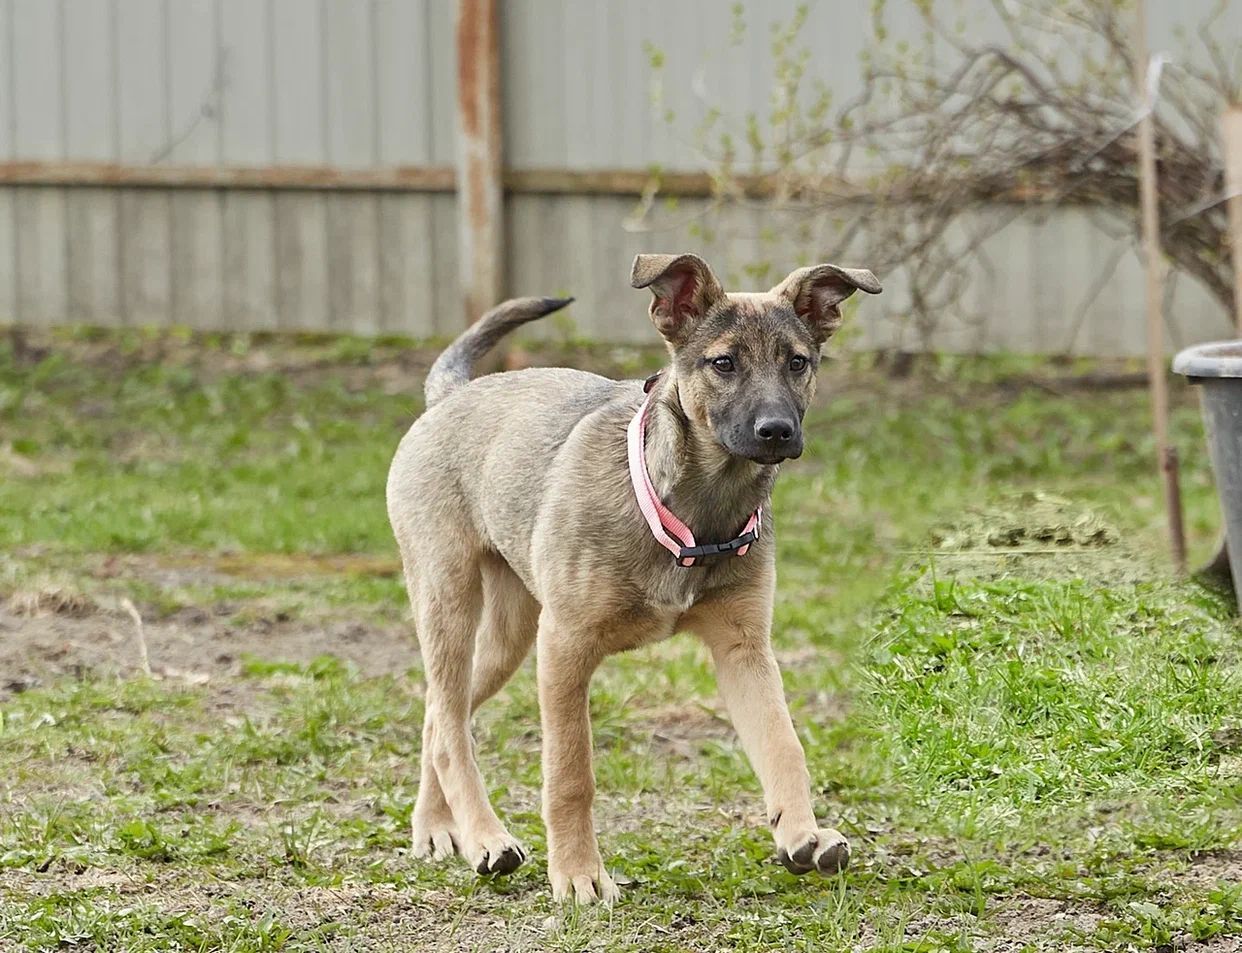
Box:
631 253 724 344
771 264 882 344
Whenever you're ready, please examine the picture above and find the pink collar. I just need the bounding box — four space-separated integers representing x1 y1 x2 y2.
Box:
626 376 762 568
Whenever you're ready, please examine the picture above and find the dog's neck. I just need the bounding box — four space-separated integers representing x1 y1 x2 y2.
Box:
642 374 777 543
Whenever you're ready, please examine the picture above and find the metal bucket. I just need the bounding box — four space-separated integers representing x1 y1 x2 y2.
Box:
1173 340 1242 609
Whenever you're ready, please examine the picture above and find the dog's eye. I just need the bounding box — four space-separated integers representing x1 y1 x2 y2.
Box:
789 355 810 373
710 356 735 373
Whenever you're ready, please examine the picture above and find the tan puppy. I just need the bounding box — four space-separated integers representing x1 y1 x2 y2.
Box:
387 254 881 903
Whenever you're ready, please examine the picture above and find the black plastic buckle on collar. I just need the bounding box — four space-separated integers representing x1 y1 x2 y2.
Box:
676 526 760 566
643 371 662 393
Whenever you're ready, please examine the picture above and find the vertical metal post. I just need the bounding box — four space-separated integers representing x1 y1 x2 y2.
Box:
1134 0 1186 573
456 0 504 326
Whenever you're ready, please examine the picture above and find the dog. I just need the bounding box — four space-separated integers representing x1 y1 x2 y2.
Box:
386 253 881 903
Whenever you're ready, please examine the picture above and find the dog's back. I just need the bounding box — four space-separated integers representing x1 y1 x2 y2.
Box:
387 367 635 581
387 309 635 588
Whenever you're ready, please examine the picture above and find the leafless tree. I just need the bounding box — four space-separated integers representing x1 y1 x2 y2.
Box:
638 0 1241 353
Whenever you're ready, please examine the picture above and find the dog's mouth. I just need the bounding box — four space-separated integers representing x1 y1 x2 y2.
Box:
719 434 802 465
745 448 800 466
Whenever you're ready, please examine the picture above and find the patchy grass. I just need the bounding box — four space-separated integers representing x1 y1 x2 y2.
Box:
1 330 1240 951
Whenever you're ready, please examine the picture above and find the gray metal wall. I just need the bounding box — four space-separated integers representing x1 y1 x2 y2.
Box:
0 1 456 168
0 0 1237 353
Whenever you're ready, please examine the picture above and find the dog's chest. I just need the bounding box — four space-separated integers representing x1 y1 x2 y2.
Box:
599 558 754 653
645 560 730 616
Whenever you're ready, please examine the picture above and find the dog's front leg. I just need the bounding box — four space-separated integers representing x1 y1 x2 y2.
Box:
688 588 849 877
536 612 620 904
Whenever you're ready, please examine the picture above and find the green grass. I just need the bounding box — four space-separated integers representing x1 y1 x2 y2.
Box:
1 330 1240 951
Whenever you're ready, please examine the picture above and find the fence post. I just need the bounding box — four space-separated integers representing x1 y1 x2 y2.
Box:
455 0 504 328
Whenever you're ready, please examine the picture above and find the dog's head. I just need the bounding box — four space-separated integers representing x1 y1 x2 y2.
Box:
632 253 881 465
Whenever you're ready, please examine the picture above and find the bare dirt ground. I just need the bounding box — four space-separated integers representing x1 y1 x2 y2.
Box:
2 585 414 700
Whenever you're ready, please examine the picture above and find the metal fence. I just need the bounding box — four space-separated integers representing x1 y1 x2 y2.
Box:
0 0 1237 353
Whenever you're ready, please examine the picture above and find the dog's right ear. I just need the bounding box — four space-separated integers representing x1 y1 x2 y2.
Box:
630 253 724 344
770 263 882 345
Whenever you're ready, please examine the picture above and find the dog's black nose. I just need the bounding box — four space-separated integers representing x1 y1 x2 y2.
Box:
755 417 796 444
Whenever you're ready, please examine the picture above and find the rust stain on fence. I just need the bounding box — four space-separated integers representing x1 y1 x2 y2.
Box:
456 0 481 140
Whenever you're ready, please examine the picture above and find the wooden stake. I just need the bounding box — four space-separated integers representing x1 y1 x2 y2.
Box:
1134 0 1187 574
1223 105 1242 336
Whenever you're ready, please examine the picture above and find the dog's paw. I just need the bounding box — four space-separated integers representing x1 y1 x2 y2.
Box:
464 831 527 877
776 827 850 876
411 818 460 862
549 861 620 905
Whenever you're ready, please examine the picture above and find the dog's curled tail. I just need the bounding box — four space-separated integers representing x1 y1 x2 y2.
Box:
424 296 573 407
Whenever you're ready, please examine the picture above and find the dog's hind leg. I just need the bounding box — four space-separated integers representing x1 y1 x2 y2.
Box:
410 705 459 860
470 556 540 712
408 556 535 867
404 559 461 862
412 552 526 876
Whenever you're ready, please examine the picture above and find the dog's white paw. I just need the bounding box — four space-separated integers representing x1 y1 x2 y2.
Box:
463 830 527 876
549 861 620 905
411 818 459 862
776 826 850 876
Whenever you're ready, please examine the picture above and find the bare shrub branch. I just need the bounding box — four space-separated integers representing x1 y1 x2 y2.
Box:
638 0 1241 352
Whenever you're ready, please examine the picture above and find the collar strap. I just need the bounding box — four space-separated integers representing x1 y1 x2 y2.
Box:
626 383 762 568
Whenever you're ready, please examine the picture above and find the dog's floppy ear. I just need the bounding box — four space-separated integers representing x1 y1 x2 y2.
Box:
631 253 724 343
771 264 882 345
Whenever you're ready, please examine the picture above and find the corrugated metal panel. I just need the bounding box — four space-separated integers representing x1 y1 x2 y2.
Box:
271 0 323 163
378 193 430 335
426 0 456 166
168 1 225 331
63 1 117 160
323 0 377 167
374 0 434 164
428 195 459 337
167 0 219 164
4 0 1239 171
118 190 172 326
0 191 14 325
220 0 272 165
171 191 224 329
499 0 881 172
273 191 330 329
326 193 382 332
0 1 12 163
14 188 66 327
66 188 122 326
116 0 168 161
222 190 278 330
11 0 63 161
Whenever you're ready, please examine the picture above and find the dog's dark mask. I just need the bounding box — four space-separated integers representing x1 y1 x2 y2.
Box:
631 254 882 466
